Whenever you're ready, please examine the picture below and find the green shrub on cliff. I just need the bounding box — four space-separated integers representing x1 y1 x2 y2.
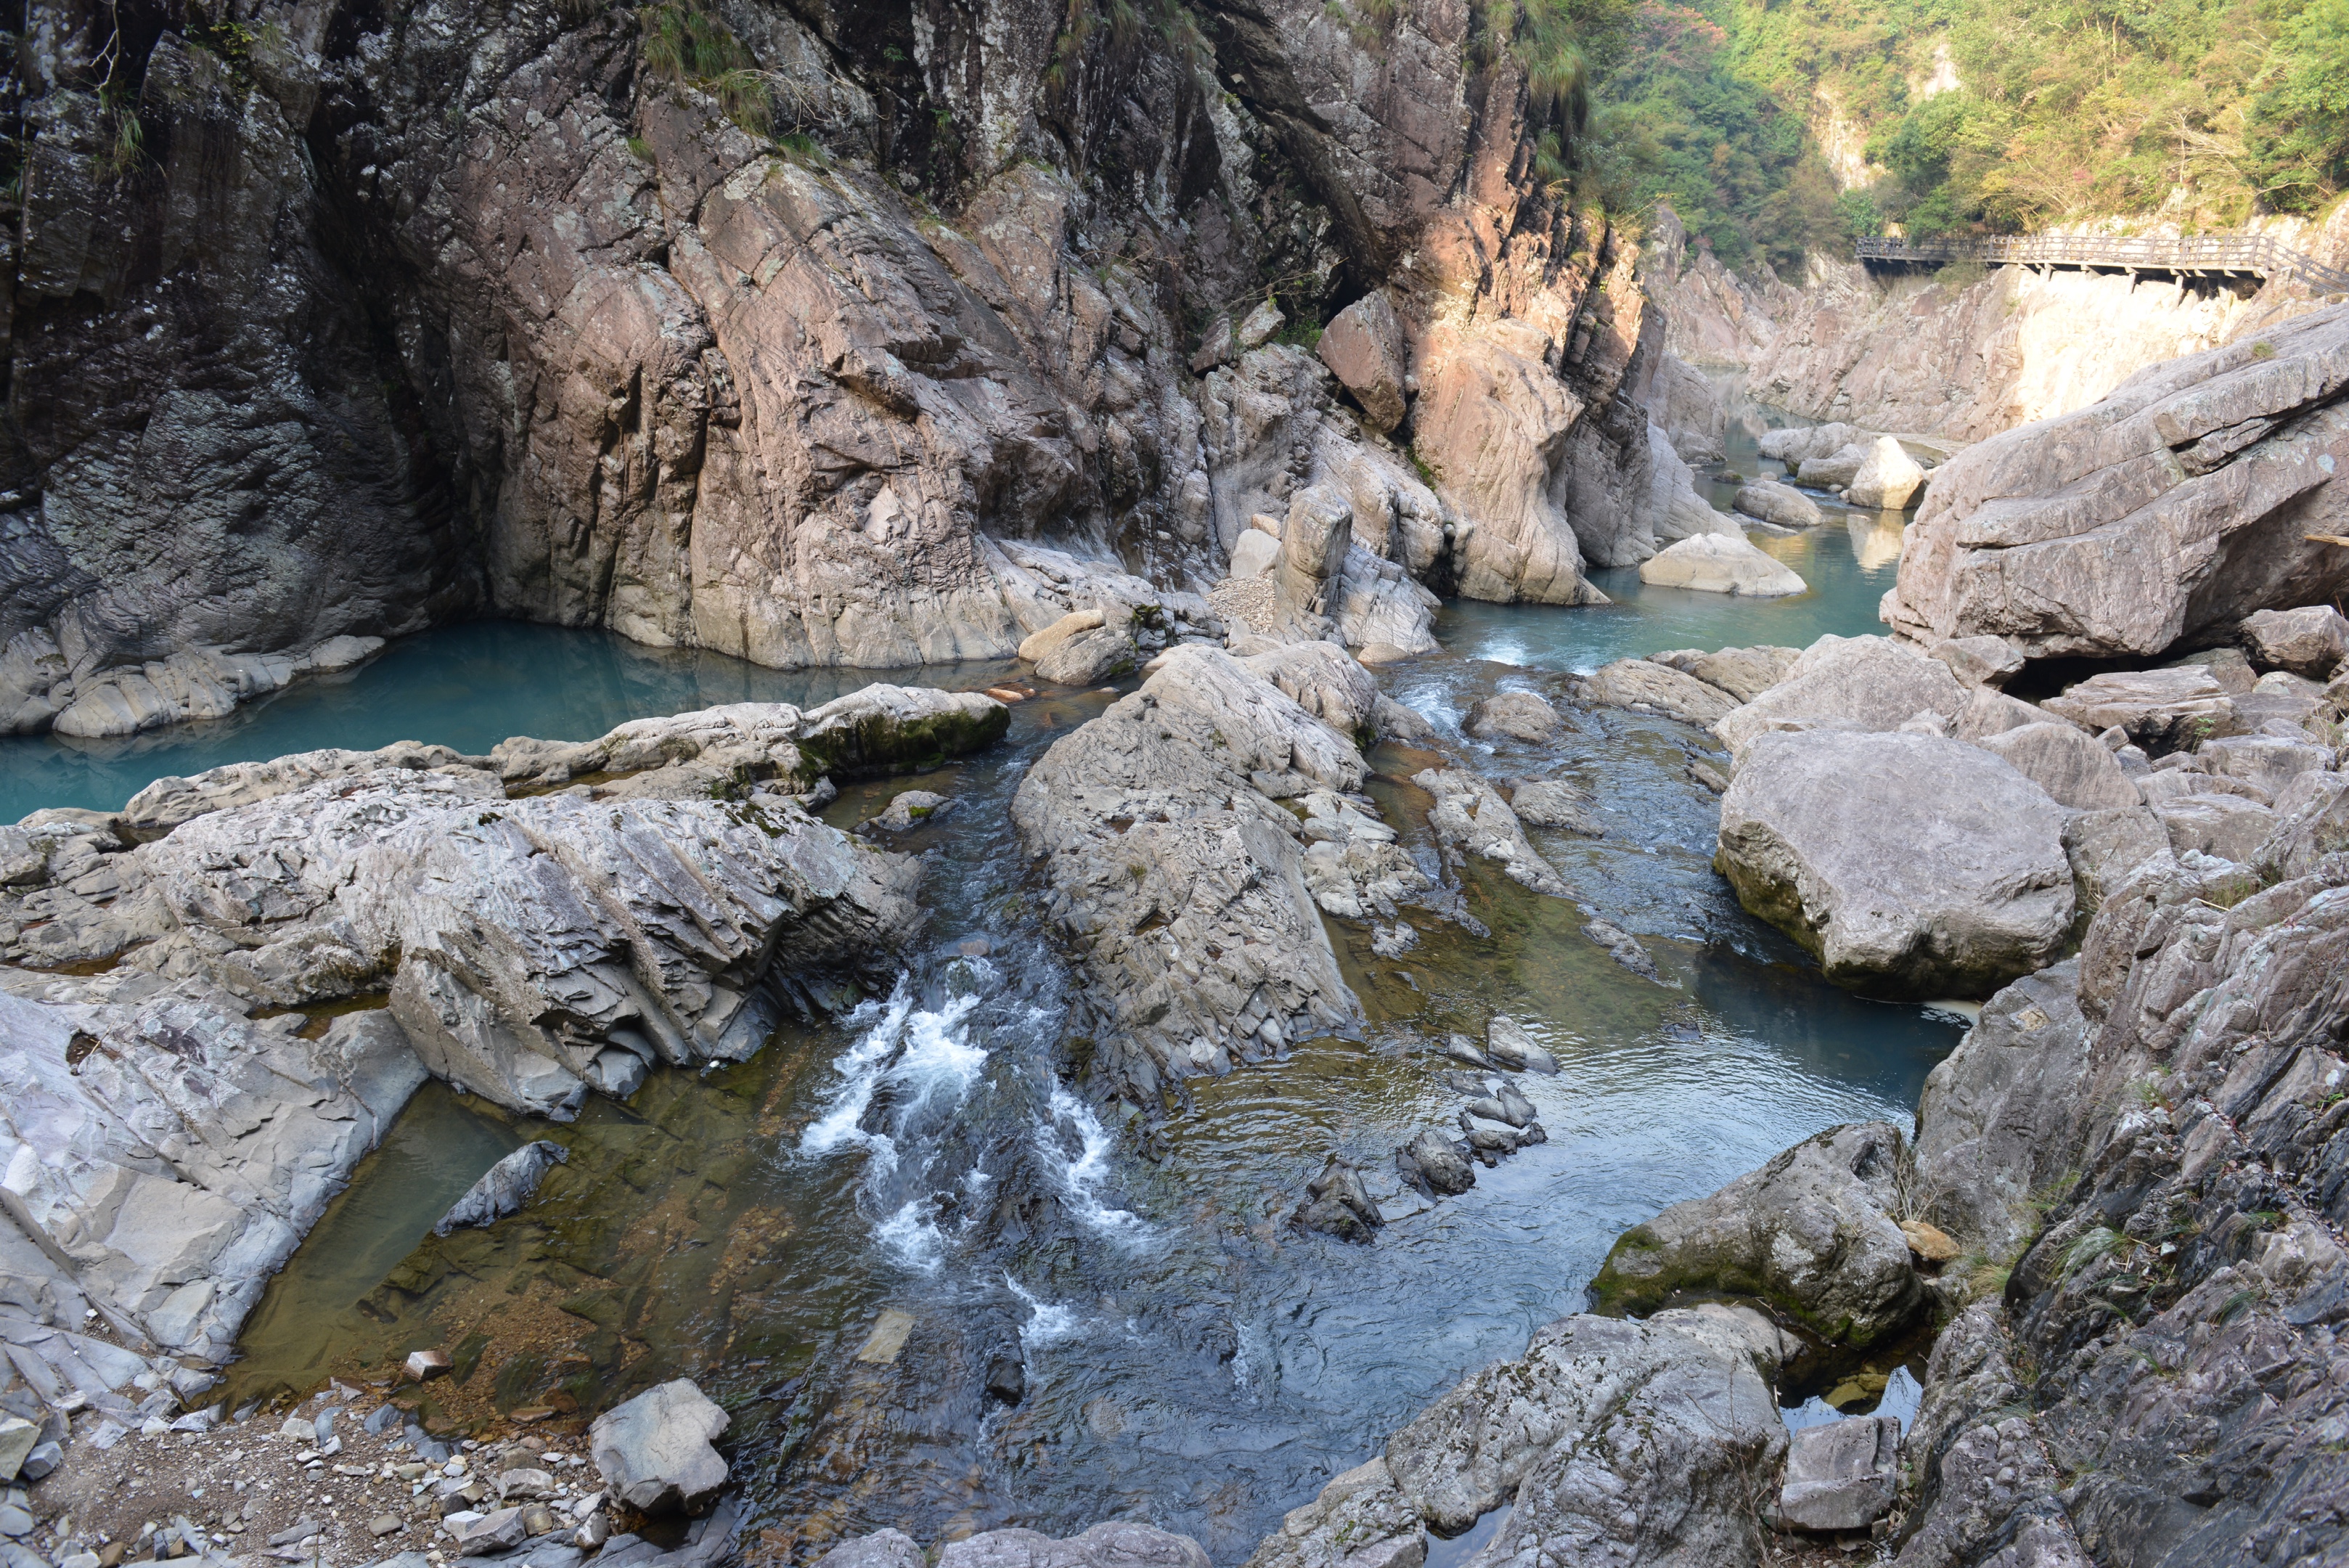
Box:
1570 0 2349 270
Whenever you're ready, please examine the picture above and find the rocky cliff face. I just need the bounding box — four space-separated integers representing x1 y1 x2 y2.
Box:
1649 205 2349 444
2 0 1715 739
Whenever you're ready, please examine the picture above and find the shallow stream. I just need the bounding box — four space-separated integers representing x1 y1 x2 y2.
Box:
4 404 1958 1564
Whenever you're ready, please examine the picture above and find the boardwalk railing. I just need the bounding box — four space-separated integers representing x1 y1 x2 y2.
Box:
1855 234 2349 295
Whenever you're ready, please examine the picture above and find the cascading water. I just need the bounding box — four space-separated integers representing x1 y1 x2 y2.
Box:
191 392 1961 1564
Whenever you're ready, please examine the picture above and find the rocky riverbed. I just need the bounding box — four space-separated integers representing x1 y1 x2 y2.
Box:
8 1 2349 1545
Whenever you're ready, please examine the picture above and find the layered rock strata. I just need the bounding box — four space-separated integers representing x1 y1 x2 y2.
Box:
1885 305 2349 659
7 0 1721 741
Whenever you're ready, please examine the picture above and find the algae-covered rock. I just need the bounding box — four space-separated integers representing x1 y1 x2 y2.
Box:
1588 1121 1925 1348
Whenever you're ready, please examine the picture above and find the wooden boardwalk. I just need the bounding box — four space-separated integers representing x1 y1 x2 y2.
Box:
1855 234 2349 294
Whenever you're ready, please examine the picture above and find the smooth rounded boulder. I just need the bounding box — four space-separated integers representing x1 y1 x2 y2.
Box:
1637 532 1806 597
1715 730 2075 998
590 1378 730 1514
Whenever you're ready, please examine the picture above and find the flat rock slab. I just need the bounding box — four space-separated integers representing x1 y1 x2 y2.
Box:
1779 1416 1902 1532
2041 666 2240 754
1582 659 1739 726
1717 730 2075 998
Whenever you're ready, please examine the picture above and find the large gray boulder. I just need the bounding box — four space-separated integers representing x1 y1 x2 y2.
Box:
1588 1122 1925 1348
1244 1312 1786 1568
1972 722 2144 810
1886 305 2349 657
1713 634 1967 758
1462 687 1566 743
1912 962 2091 1260
1715 730 2075 997
1010 646 1372 1095
1845 436 1925 510
1778 1418 1901 1532
1318 293 1409 433
1637 532 1806 596
590 1379 730 1514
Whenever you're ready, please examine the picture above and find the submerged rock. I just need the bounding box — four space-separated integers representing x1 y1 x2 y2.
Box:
1294 1156 1384 1243
1716 730 2075 997
589 1379 730 1514
1413 769 1570 896
1462 688 1566 743
435 1142 570 1237
1589 1121 1924 1348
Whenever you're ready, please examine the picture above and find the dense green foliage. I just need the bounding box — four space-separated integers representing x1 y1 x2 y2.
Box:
1501 0 2349 271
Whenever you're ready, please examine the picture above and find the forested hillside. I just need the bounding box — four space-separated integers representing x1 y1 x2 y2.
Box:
1556 0 2349 269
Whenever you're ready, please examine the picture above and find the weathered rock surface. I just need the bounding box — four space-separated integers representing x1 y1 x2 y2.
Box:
0 970 428 1362
7 724 932 1124
1588 1121 1925 1347
2242 605 2349 678
1011 647 1373 1097
1507 780 1603 836
1318 294 1409 435
2040 665 2242 754
1713 634 1968 759
1582 660 1741 726
589 1379 729 1514
1885 304 2349 657
1973 722 2144 811
1649 645 1800 703
1882 765 2349 1567
1911 961 2091 1260
1244 1310 1786 1568
1777 1416 1900 1532
1715 730 2075 997
1928 634 2028 690
1636 532 1805 597
1413 770 1569 897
